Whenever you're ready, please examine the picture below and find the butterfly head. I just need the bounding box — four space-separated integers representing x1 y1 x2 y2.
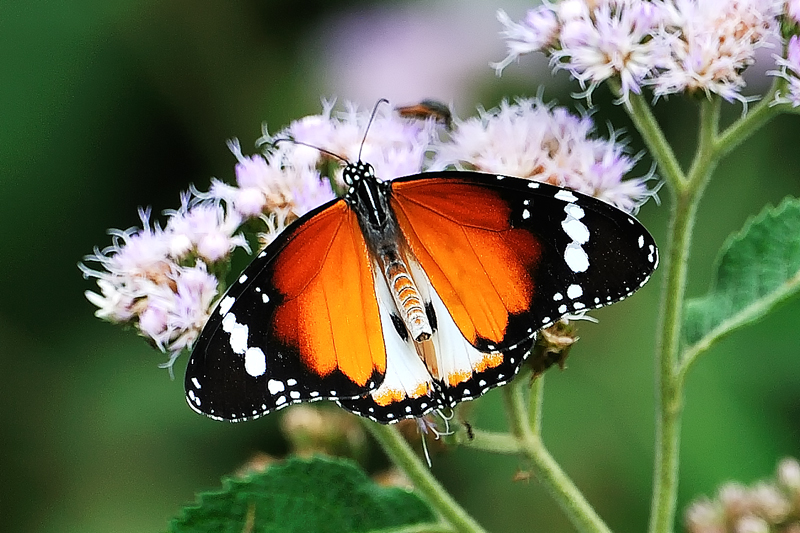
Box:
342 161 392 230
342 161 376 186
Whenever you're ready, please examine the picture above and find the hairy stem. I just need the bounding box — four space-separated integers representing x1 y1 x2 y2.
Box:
529 375 545 436
503 378 612 533
364 421 488 533
622 89 688 192
715 79 784 159
647 99 720 533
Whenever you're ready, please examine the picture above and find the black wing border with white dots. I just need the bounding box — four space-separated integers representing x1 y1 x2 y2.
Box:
185 197 385 422
389 170 659 361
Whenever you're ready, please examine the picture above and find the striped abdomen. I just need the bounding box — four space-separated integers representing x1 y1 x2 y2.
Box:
380 250 432 342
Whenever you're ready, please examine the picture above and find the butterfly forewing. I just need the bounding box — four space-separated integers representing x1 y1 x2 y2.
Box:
185 199 386 421
390 171 658 359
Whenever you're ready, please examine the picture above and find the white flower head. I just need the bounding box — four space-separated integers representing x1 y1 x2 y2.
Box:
788 0 800 24
496 0 784 105
496 0 670 103
220 139 337 220
770 35 800 106
649 0 782 103
269 100 439 184
165 194 247 263
430 98 654 212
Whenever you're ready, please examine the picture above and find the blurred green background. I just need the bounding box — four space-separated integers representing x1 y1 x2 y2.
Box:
2 1 800 532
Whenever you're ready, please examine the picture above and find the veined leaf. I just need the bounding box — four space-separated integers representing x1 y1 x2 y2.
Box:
170 456 437 533
683 197 800 352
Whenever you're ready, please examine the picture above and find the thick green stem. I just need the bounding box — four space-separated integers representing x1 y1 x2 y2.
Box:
364 421 488 533
528 375 545 436
647 99 720 533
621 89 688 192
715 79 784 159
503 379 612 533
460 429 520 454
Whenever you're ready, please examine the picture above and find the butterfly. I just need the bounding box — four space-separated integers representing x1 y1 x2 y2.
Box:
185 161 658 423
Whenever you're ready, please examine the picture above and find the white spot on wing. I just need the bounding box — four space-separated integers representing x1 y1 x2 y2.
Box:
522 208 531 219
219 295 235 315
268 379 285 394
191 377 201 389
221 313 249 354
555 190 578 202
562 218 589 243
238 274 248 284
244 347 266 377
567 284 583 299
564 243 590 272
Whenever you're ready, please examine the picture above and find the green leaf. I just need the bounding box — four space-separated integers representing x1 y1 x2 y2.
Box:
683 196 800 352
169 456 438 533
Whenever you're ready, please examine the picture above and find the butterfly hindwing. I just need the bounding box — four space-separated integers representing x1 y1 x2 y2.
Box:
185 199 387 421
338 248 537 423
336 259 446 422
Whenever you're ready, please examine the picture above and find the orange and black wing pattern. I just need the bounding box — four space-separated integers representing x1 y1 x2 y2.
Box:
389 171 658 407
185 199 386 421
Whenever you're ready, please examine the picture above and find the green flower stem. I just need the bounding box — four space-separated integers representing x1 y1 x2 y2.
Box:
503 377 612 533
673 79 785 379
715 79 784 160
528 375 545 436
379 523 457 533
621 88 688 193
647 98 721 533
364 421 488 533
460 429 521 454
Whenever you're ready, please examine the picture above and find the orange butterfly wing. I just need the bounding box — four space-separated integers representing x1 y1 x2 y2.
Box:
391 176 542 351
185 200 386 421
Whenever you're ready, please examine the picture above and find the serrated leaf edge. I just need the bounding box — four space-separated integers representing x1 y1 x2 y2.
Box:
680 197 800 375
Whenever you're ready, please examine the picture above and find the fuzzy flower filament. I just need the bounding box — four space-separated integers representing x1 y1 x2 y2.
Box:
432 98 655 213
497 0 785 105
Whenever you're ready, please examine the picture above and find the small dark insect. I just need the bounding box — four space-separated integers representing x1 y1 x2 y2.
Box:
395 99 453 128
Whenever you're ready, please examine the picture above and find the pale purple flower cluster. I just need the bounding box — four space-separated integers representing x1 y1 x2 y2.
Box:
496 0 787 104
267 99 439 183
685 457 800 533
80 205 238 369
432 98 654 213
82 99 656 367
772 35 800 107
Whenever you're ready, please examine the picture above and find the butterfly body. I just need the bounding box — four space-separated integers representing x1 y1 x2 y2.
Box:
343 163 433 342
186 163 658 423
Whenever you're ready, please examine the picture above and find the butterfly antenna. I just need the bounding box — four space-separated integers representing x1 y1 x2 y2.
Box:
358 98 389 161
270 137 349 164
